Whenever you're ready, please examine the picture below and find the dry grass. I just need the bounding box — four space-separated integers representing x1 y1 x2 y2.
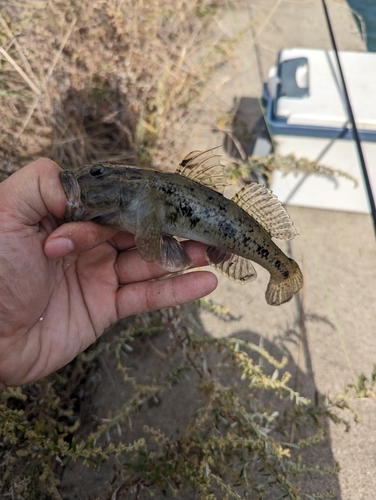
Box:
0 0 227 179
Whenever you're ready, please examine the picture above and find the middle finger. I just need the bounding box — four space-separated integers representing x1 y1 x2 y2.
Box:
114 240 209 284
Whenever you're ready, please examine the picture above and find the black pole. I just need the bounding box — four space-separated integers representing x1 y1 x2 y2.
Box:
321 0 376 237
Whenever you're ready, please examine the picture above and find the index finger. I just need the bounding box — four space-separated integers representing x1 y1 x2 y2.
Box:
44 225 136 258
110 231 136 250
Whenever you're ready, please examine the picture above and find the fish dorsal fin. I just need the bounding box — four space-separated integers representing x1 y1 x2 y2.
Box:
232 183 298 240
177 148 227 193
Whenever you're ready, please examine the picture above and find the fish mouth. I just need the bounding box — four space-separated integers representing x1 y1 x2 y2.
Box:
60 170 86 222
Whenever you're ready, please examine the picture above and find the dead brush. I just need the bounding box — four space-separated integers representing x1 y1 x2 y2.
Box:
0 0 226 178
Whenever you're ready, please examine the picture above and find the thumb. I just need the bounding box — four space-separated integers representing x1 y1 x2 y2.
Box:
0 158 66 226
0 158 120 259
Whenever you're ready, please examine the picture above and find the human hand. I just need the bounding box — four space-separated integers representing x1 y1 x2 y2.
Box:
0 158 217 388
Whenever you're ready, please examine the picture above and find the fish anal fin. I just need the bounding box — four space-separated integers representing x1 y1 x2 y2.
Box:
156 235 192 272
135 191 163 262
177 148 227 193
205 246 257 283
232 183 298 240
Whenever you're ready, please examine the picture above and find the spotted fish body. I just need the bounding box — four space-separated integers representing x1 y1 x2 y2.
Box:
60 149 303 305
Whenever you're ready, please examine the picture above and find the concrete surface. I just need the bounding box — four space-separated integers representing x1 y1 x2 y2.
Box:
178 1 376 498
61 1 376 498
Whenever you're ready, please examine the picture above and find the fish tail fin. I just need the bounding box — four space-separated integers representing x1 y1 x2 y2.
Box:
265 260 303 306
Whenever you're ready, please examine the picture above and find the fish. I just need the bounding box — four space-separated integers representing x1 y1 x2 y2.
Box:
60 149 303 306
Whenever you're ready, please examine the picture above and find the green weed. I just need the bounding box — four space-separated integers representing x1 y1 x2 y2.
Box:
0 305 352 499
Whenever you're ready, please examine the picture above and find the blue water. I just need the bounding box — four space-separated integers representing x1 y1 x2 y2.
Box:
347 0 376 51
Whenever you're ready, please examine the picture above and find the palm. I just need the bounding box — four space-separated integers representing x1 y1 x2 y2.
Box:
1 213 117 384
36 241 120 369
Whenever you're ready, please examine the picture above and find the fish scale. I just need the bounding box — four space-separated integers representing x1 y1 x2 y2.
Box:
153 174 293 281
60 149 303 306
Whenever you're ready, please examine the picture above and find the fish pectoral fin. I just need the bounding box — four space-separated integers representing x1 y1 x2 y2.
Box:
205 246 257 283
177 148 228 193
232 183 298 240
135 225 162 263
156 235 192 272
135 192 163 262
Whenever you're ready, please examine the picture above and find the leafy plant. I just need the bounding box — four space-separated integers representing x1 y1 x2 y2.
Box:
228 153 359 187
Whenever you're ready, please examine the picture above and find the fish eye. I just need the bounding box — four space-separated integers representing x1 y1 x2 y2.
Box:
90 164 106 177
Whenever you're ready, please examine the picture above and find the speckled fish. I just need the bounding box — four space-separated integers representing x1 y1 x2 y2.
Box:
60 149 303 305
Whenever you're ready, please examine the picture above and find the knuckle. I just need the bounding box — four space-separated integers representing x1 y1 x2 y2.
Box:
144 283 161 312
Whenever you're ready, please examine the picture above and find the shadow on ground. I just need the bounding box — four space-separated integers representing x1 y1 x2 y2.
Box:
58 297 343 500
222 96 272 160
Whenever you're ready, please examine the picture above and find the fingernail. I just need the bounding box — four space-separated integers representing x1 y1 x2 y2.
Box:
45 237 74 258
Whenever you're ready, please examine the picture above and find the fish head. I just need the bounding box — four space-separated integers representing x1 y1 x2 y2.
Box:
60 163 122 222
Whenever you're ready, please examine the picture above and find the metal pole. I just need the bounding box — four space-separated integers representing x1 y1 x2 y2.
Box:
321 0 376 237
